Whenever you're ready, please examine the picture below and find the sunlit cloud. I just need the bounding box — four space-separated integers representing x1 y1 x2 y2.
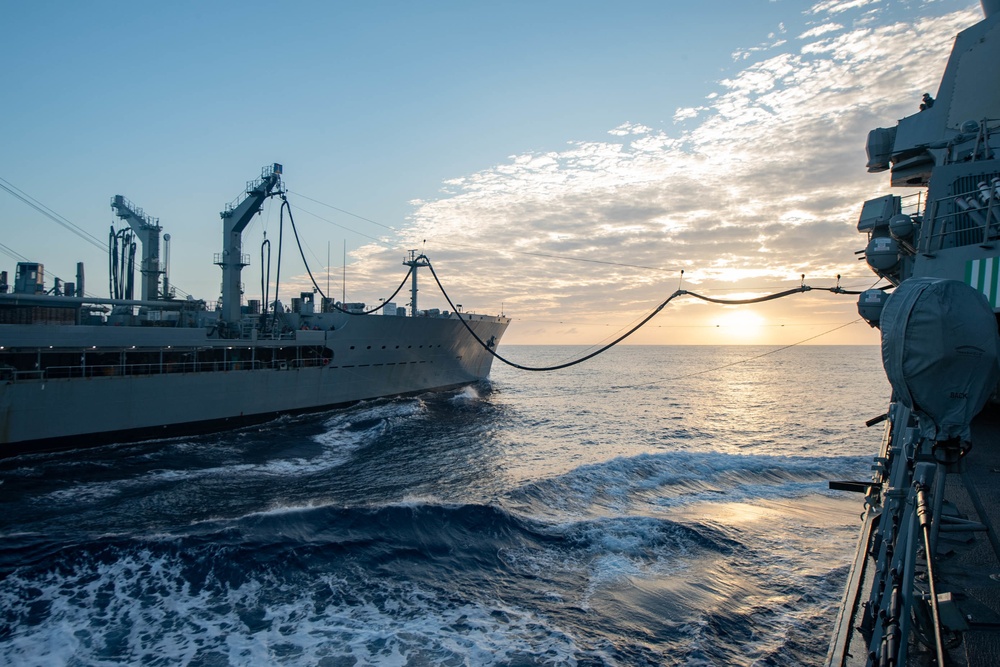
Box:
798 22 845 39
336 4 979 344
809 0 882 16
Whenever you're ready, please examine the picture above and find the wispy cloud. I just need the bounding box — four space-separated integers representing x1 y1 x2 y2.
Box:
798 22 845 39
336 5 977 344
808 0 882 16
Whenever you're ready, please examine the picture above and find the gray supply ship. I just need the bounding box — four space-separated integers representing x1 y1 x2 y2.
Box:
0 165 509 456
828 1 1000 665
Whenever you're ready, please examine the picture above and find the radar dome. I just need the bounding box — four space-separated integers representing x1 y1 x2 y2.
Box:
866 236 900 272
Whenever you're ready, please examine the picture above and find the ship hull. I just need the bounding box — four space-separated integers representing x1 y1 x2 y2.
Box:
0 314 508 456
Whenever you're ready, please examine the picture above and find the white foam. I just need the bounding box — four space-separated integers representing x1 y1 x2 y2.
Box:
508 450 867 520
0 551 587 666
32 400 434 510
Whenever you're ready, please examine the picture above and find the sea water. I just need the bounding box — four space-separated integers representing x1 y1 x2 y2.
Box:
0 345 888 666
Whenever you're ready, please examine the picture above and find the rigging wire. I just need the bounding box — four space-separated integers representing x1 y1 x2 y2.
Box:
279 196 414 315
0 242 30 263
606 319 862 392
286 190 682 274
286 202 386 243
286 190 397 231
280 190 888 285
0 177 107 252
422 254 863 372
515 318 865 398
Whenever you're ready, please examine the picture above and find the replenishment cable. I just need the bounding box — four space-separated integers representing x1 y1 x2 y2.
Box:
280 196 413 315
268 194 869 371
423 254 863 372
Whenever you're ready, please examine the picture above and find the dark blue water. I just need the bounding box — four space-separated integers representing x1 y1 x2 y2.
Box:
0 346 888 666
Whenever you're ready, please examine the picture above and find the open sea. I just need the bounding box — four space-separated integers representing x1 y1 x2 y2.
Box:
0 345 889 666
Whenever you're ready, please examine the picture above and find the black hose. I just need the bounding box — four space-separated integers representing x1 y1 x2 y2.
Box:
127 239 136 300
260 238 271 317
108 226 115 298
423 254 859 372
274 201 285 329
281 195 413 315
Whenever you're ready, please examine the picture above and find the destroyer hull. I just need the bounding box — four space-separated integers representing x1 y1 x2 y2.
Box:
0 315 508 455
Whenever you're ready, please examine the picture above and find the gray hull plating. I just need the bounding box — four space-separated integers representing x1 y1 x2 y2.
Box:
0 315 508 451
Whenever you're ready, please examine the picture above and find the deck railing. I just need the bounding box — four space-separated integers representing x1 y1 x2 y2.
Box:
0 355 329 383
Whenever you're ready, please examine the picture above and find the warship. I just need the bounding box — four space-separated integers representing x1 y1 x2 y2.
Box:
0 165 509 456
827 1 1000 665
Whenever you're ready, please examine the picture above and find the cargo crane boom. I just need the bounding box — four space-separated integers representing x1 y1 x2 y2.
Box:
111 195 162 302
217 163 283 325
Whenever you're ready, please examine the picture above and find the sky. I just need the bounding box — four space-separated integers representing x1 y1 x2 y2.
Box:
0 0 986 345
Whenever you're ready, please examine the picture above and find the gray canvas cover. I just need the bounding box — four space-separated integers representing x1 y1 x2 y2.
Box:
880 278 999 442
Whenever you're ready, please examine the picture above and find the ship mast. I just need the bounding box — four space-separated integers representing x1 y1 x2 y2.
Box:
217 164 283 325
403 250 429 317
111 195 162 302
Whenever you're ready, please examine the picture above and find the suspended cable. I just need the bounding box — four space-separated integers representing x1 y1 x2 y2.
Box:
605 319 862 392
280 196 413 315
423 254 862 372
281 191 886 287
513 319 865 398
0 177 107 252
285 191 681 273
287 190 398 230
0 241 30 263
286 203 386 243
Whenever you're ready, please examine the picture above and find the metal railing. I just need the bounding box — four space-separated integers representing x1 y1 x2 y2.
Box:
1 355 330 383
919 177 1000 253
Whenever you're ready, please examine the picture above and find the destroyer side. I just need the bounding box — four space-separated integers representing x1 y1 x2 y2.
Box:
828 1 1000 664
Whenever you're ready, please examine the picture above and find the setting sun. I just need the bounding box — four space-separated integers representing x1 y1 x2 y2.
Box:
713 309 766 340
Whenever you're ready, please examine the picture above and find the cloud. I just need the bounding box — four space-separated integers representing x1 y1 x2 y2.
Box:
808 0 881 16
608 122 654 136
674 106 708 123
339 5 978 344
798 23 845 39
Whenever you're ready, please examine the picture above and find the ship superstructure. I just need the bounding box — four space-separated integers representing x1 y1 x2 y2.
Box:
0 165 509 455
829 2 1000 665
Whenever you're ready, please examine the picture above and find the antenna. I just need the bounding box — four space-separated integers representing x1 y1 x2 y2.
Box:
163 233 171 298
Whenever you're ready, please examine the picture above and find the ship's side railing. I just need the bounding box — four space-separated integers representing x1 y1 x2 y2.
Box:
919 177 1000 253
0 346 331 383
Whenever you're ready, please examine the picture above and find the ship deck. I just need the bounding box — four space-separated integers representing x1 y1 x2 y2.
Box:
936 408 1000 666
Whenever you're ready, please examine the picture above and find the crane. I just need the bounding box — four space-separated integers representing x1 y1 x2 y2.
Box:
111 195 162 302
217 163 283 325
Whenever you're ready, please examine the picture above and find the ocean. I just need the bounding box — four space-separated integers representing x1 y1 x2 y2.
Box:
0 345 889 666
